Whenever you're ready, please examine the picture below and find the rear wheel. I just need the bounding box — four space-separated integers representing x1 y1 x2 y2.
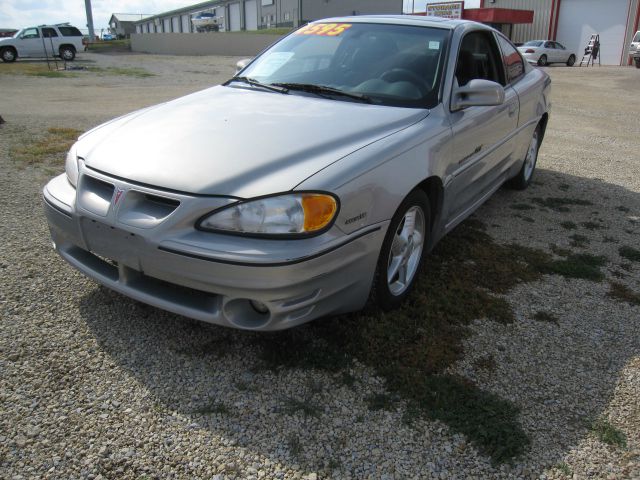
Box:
537 54 548 66
566 54 576 66
1 47 17 63
370 190 430 311
59 45 75 61
509 124 541 190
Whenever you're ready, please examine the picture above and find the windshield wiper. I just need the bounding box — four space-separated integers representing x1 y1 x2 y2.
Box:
271 83 372 103
223 76 289 94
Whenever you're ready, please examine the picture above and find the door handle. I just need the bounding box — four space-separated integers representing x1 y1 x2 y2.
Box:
508 103 518 117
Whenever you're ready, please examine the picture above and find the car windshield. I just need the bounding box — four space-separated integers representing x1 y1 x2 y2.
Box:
634 32 640 42
237 22 450 108
523 40 544 47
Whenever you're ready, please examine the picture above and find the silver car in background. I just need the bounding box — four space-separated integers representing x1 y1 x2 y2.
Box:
43 16 551 331
518 40 576 66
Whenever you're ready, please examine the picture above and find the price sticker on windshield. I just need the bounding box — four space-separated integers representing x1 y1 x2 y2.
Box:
296 23 352 37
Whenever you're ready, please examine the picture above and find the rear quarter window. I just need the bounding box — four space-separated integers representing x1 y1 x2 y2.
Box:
58 27 82 37
496 34 525 84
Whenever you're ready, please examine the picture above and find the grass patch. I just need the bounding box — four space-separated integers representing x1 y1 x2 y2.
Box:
532 197 593 212
87 66 154 77
251 220 611 463
193 401 229 415
558 183 570 191
533 311 559 325
473 354 497 372
510 203 535 211
559 221 577 230
619 245 640 262
555 462 572 476
591 418 627 448
569 234 589 248
86 39 130 52
607 282 640 306
0 63 78 77
514 214 535 223
581 221 605 230
241 27 292 35
365 393 396 411
9 127 81 165
282 397 322 418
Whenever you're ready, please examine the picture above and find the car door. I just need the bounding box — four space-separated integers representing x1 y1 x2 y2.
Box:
446 30 519 223
41 27 59 57
554 42 569 62
17 27 43 57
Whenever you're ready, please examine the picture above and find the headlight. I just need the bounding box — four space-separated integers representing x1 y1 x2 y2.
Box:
198 193 339 236
65 143 79 187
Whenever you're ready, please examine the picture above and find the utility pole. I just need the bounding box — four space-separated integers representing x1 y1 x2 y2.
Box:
84 0 95 42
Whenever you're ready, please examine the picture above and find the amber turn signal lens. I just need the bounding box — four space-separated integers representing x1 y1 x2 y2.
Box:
302 194 337 232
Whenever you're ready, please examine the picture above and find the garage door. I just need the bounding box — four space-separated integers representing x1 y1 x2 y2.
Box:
181 14 191 33
245 0 258 30
163 18 171 33
556 0 629 65
172 16 180 32
229 3 241 31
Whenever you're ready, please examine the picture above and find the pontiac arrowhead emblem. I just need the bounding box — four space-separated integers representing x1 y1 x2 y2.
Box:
113 188 124 205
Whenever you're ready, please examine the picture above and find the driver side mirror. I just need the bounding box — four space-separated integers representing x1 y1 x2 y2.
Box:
235 58 253 74
451 79 505 111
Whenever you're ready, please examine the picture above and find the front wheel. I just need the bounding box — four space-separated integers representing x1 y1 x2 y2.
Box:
59 46 76 61
1 47 17 63
566 54 576 66
508 125 541 190
370 190 430 311
537 54 548 66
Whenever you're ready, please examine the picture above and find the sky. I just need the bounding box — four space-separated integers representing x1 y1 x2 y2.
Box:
0 0 189 31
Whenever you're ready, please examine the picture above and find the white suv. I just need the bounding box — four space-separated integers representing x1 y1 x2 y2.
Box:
630 31 640 68
0 24 84 63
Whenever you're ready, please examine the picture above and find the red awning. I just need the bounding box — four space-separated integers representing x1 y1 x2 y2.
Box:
463 8 534 24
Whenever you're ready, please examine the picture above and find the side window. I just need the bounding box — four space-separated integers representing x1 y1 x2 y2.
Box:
22 28 40 39
544 41 553 48
455 31 504 87
42 28 58 38
58 26 82 37
497 34 525 84
556 42 566 50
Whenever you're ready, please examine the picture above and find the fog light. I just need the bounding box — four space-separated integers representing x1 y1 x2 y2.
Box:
250 300 269 314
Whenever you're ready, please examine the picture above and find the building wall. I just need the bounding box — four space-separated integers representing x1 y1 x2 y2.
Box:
131 32 284 55
258 0 299 28
301 0 403 22
483 0 552 44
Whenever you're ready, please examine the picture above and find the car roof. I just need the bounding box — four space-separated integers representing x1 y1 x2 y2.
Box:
311 14 482 30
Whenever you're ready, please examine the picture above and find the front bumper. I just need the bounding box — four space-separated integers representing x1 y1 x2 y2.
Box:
43 170 387 330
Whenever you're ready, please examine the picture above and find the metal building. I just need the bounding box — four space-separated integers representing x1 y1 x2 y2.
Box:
134 0 403 34
419 0 640 65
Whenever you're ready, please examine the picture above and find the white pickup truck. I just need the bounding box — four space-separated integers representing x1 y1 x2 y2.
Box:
0 24 84 63
630 31 640 68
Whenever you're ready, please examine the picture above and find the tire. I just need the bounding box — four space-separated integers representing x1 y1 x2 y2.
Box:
370 190 430 311
635 58 640 69
537 54 548 66
59 46 76 61
1 47 17 63
566 54 575 67
509 124 542 190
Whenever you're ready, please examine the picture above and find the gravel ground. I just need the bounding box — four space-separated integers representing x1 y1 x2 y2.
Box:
1 53 639 479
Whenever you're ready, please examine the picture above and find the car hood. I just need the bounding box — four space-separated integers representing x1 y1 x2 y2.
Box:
77 85 429 197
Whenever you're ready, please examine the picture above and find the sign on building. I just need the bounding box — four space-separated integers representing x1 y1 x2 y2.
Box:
426 1 464 20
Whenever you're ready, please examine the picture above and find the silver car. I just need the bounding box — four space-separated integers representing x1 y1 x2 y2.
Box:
517 40 576 66
43 16 551 331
